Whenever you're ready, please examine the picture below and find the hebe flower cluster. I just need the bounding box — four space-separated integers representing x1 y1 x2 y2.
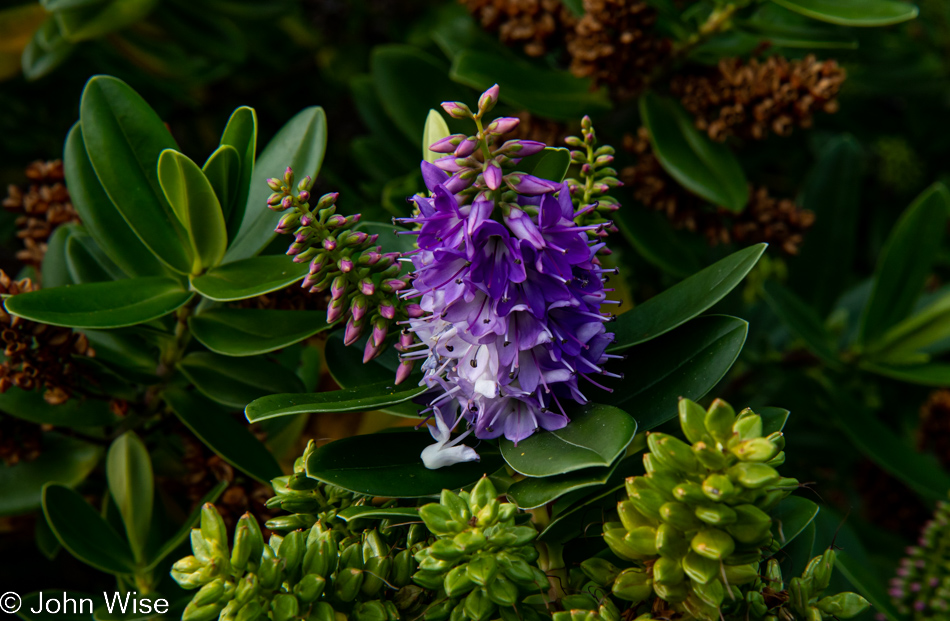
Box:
267 169 409 363
890 499 950 618
398 85 622 466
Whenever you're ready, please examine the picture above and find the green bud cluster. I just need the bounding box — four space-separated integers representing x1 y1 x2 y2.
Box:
267 168 409 363
413 477 549 621
742 555 869 620
891 498 950 619
171 503 422 621
263 442 356 533
565 116 621 243
602 398 797 620
552 596 621 621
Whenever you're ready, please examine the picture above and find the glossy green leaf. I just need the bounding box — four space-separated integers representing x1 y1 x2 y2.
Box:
42 483 136 574
54 0 158 42
868 291 950 363
739 3 857 49
762 281 840 366
507 457 621 509
35 514 62 560
614 199 703 278
451 50 610 120
246 379 425 422
189 308 332 356
789 135 863 315
337 507 420 522
0 388 115 429
42 224 75 288
759 406 790 435
422 108 451 164
324 330 401 387
860 183 950 344
835 551 904 621
0 435 101 516
518 147 571 183
500 404 636 477
190 255 308 301
640 92 748 211
63 123 169 278
218 106 257 239
106 432 153 562
165 388 282 484
4 277 193 329
861 361 950 386
770 0 918 26
177 352 305 409
607 316 748 430
21 16 74 80
224 106 327 262
80 76 193 274
306 430 502 497
356 222 417 255
770 496 819 551
158 149 228 272
611 244 765 351
835 391 950 500
65 226 126 284
144 480 227 571
202 145 240 227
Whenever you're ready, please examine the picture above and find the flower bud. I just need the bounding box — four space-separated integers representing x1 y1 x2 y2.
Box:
379 300 396 320
331 276 347 301
395 360 414 384
429 134 465 154
612 568 653 603
705 399 736 445
455 136 478 158
359 278 375 296
683 550 718 584
363 337 382 363
486 117 520 135
477 84 500 113
484 160 502 190
497 140 546 157
344 316 363 346
816 593 870 617
695 503 737 526
316 192 339 210
440 101 472 119
293 574 326 604
326 298 346 324
504 173 560 196
690 528 735 560
275 212 300 234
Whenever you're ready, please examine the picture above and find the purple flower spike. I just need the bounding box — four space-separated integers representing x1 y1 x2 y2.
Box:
504 173 561 196
484 161 503 190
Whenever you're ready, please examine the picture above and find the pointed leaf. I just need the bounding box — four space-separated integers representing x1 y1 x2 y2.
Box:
224 106 327 262
246 379 425 422
189 308 332 356
219 106 257 239
0 435 101 516
861 361 950 386
202 144 241 226
0 388 115 429
519 147 571 183
65 226 126 284
189 255 307 302
79 76 193 273
500 404 637 477
507 457 622 509
770 496 819 551
106 432 153 562
763 280 840 366
21 16 75 80
54 0 159 42
177 352 305 409
769 0 918 26
422 108 451 164
759 407 790 435
739 3 858 49
41 224 75 288
867 291 950 362
611 244 765 351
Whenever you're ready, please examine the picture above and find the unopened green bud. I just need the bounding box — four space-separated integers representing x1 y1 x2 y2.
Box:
679 399 709 444
335 567 364 602
430 539 465 562
486 574 518 607
193 579 226 607
691 528 735 560
470 476 497 513
673 481 707 504
235 600 262 621
497 552 536 585
612 568 653 603
732 411 763 441
392 549 414 587
683 550 718 584
726 504 772 545
270 594 298 621
734 437 781 462
728 462 780 489
648 433 700 474
618 500 654 531
183 601 224 621
420 504 458 535
723 563 759 585
653 556 685 586
656 523 689 558
341 541 364 569
695 503 737 526
467 555 498 586
352 601 388 621
361 555 392 596
580 558 620 586
442 490 471 522
693 578 725 608
233 573 258 606
627 487 665 521
789 577 810 615
660 502 702 531
463 587 494 621
654 580 689 603
363 529 388 561
705 399 736 445
702 474 735 501
294 573 326 603
693 442 729 470
445 564 475 597
277 530 305 574
816 592 870 618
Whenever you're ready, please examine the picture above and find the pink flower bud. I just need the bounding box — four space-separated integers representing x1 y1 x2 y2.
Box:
344 316 363 346
283 167 294 186
383 278 408 292
398 331 414 350
486 117 520 135
433 156 467 173
338 257 354 273
326 214 346 227
484 160 502 191
351 295 368 321
297 175 312 191
406 304 424 318
330 276 347 301
309 255 324 274
498 140 546 157
300 214 314 227
478 84 500 113
504 173 560 196
395 360 414 385
316 192 339 209
455 137 478 158
359 278 375 296
441 101 472 119
363 337 383 363
267 178 283 191
379 301 396 319
322 237 337 251
297 190 310 203
326 298 346 324
429 134 464 154
371 319 388 347
281 196 294 210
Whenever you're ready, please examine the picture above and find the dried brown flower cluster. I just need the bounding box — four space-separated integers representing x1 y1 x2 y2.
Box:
671 55 846 142
0 271 93 404
566 0 671 98
3 160 80 271
459 0 577 57
0 413 43 466
622 128 815 254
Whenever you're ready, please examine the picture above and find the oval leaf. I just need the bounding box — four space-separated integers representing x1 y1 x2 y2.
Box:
769 0 918 26
506 457 621 509
500 403 637 477
106 432 153 562
219 106 258 239
189 308 332 356
770 496 819 551
519 147 572 183
246 379 425 422
640 91 748 212
306 430 502 497
762 280 840 366
202 144 241 227
190 255 308 302
0 388 116 429
177 352 305 409
4 277 193 329
422 108 451 164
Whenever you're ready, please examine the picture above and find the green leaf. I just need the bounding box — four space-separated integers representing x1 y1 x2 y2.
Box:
246 379 425 422
614 199 703 278
0 388 115 429
422 108 451 164
224 106 327 263
41 224 75 288
190 255 308 301
759 406 790 435
42 483 136 574
63 123 169 278
165 388 282 484
519 147 571 183
867 292 950 363
158 149 228 272
788 135 863 315
336 507 420 522
306 430 502 497
610 244 765 351
835 551 905 621
79 75 193 274
762 281 840 366
860 361 950 386
451 50 611 120
4 277 193 328
65 229 125 284
21 17 74 80
355 222 417 255
324 330 402 387
202 145 241 228
177 352 305 409
770 496 819 551
607 316 748 429
860 183 950 344
640 92 748 211
507 458 621 510
106 432 153 562
769 0 918 26
189 308 332 356
218 107 258 240
144 480 227 571
834 391 950 501
54 0 159 42
739 3 858 49
500 403 636 477
0 435 101 516
371 45 471 143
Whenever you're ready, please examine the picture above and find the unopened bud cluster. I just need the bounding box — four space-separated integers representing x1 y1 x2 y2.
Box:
565 116 622 252
602 398 796 620
891 498 950 618
413 476 549 621
172 502 423 621
262 441 356 533
267 168 409 363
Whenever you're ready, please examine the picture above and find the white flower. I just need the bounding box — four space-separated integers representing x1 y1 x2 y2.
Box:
420 410 479 470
